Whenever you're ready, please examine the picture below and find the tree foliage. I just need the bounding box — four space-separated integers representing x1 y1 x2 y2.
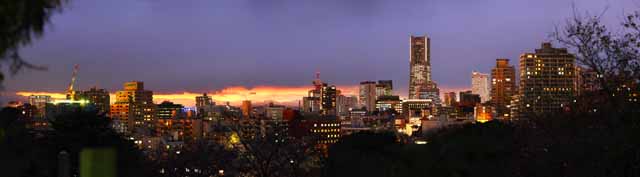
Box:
0 0 65 83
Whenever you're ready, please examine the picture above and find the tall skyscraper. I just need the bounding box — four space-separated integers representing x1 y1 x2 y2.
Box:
491 59 516 118
79 87 110 114
359 81 377 111
110 81 155 134
472 71 491 103
517 43 576 118
409 35 433 99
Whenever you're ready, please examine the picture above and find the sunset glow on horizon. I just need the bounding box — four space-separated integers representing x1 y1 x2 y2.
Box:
15 85 360 107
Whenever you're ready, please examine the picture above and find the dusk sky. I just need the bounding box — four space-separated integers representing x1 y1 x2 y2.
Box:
2 0 638 106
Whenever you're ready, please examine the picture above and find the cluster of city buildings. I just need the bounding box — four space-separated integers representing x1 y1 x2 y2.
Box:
6 35 638 149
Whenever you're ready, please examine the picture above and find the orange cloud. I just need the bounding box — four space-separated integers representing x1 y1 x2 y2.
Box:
15 85 360 107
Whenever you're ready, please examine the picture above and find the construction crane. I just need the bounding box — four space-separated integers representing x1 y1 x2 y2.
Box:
66 64 79 100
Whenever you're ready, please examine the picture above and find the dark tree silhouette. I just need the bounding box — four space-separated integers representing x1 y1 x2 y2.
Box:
0 0 66 83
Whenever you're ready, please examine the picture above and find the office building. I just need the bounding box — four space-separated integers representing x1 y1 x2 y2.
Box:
491 59 516 118
265 104 285 120
79 87 110 114
359 81 377 111
376 80 393 96
376 95 402 113
336 95 358 117
302 73 338 115
409 35 434 99
517 43 576 118
443 92 457 106
472 71 491 102
320 84 338 115
110 81 156 134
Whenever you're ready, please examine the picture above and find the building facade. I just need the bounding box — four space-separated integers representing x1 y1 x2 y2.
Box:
472 71 491 103
336 95 358 117
79 87 110 114
491 59 516 119
517 43 576 118
109 81 155 134
443 92 457 106
409 35 435 99
359 81 377 111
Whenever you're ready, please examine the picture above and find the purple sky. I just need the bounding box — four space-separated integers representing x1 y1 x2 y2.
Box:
3 0 639 97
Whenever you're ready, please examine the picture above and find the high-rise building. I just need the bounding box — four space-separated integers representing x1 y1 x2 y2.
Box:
79 87 110 114
472 71 491 103
517 43 576 118
302 73 338 115
409 35 433 99
336 95 358 117
241 100 252 118
443 92 457 106
320 84 338 115
110 81 155 134
359 81 377 111
491 59 516 118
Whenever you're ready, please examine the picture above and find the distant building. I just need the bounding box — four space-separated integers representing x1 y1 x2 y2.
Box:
375 95 402 113
320 84 338 115
336 95 358 117
376 80 393 96
491 59 516 119
472 71 491 103
443 92 457 106
156 101 184 119
302 73 338 116
79 87 110 114
110 81 156 134
459 90 481 116
289 118 341 147
265 104 285 120
195 93 216 120
28 95 52 118
517 43 576 118
359 81 377 111
409 35 433 99
302 96 321 113
241 100 252 118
